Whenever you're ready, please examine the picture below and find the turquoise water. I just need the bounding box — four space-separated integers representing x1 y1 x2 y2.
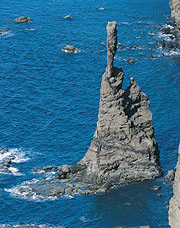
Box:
0 0 180 227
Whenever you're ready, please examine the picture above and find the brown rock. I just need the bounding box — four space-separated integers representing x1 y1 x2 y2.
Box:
16 16 32 23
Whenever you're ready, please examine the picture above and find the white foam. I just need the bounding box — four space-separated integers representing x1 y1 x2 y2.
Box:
0 151 12 161
8 167 23 176
160 49 180 56
0 32 14 38
80 216 88 222
10 148 30 163
119 22 130 25
0 148 30 176
164 24 174 29
5 179 58 201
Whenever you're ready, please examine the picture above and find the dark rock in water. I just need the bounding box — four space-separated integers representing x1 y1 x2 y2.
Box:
0 29 10 34
153 40 166 48
61 45 80 54
158 40 166 48
169 144 180 228
156 24 161 30
118 44 126 49
16 16 32 23
167 41 176 50
148 54 154 59
151 185 162 191
0 148 16 174
128 57 135 63
164 169 175 181
43 166 54 171
162 27 172 34
64 14 73 19
15 21 162 198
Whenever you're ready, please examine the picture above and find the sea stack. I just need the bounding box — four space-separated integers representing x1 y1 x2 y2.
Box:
12 22 163 198
76 21 162 189
169 144 180 228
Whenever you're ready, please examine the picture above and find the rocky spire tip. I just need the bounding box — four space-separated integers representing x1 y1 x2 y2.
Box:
106 21 117 72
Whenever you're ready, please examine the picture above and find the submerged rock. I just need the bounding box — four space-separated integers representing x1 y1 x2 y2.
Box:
169 144 180 228
61 45 80 54
16 16 32 23
128 57 135 63
0 29 10 34
150 185 162 191
148 54 154 59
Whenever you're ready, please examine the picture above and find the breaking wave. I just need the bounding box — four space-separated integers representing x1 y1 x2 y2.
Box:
0 148 30 175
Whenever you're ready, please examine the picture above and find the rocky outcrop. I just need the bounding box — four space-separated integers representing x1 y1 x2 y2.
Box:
64 14 73 19
0 29 10 34
164 169 175 181
169 144 180 228
12 21 162 198
76 21 162 189
16 16 32 23
61 45 80 54
170 0 180 28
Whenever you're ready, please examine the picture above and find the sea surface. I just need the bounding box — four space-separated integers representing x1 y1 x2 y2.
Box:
0 0 180 227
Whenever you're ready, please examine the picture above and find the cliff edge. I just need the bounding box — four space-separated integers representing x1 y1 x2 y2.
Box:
169 144 180 228
170 0 180 28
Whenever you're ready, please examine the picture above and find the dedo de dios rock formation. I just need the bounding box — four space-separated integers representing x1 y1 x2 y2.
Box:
15 21 162 198
54 21 163 194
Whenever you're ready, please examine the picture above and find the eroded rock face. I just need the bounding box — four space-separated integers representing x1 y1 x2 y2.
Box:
170 0 180 28
77 22 162 188
169 144 180 228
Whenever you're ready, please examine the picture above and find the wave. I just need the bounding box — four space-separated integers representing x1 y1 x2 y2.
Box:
0 224 64 228
0 148 30 175
0 32 14 39
119 22 130 25
158 49 180 56
5 178 58 201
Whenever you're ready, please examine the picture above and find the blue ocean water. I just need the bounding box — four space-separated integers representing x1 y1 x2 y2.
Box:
0 0 180 227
